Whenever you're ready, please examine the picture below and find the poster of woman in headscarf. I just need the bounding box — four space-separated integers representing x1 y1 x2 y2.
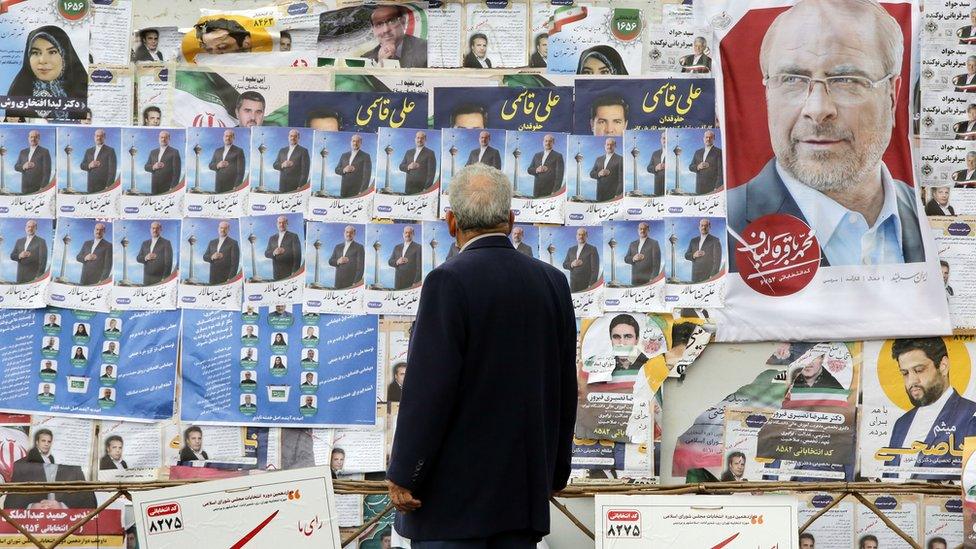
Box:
545 6 643 76
0 5 89 122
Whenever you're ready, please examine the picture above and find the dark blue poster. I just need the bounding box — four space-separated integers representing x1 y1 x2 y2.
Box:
0 307 178 420
181 305 377 427
432 87 574 132
572 78 715 133
287 91 428 133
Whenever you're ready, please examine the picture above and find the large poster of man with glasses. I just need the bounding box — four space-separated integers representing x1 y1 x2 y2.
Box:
705 0 949 342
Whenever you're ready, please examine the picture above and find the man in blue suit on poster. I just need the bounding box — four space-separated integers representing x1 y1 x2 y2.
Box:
883 338 976 480
386 164 577 547
726 0 924 271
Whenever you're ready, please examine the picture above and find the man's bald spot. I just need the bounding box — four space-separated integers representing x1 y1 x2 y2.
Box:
758 0 903 77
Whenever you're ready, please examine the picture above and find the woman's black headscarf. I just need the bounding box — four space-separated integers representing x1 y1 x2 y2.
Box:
6 25 88 119
576 45 628 76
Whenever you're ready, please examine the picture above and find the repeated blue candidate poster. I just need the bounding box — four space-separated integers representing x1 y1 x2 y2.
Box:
0 307 178 420
572 78 716 133
181 305 377 427
288 91 428 133
433 86 574 132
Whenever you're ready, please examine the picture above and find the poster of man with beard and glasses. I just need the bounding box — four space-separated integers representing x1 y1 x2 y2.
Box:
860 337 976 482
700 0 949 342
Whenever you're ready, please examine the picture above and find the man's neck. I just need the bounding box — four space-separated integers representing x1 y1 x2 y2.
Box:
456 225 510 250
823 168 885 226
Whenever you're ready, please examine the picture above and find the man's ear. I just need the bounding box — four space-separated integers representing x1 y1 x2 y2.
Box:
507 211 515 235
446 210 458 237
889 75 903 122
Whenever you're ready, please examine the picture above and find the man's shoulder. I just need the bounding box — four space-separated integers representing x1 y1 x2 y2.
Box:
727 159 785 232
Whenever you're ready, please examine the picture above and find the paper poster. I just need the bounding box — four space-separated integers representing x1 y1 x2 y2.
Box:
87 65 134 127
426 3 463 68
464 2 528 69
920 45 975 94
699 0 951 341
306 130 377 224
90 0 132 66
332 427 386 474
547 6 644 77
0 124 56 217
117 127 185 218
570 437 655 482
177 217 244 311
663 127 725 214
797 493 856 549
164 423 245 465
0 0 91 121
0 216 53 309
663 215 726 309
56 125 121 218
136 64 171 127
645 5 711 75
572 78 716 134
247 126 312 215
132 27 181 63
171 66 330 128
372 127 440 221
920 139 976 189
563 134 624 223
363 222 423 315
541 224 603 316
0 307 177 420
738 345 857 477
528 1 552 70
96 420 163 482
184 126 250 218
922 495 963 549
432 86 574 131
503 130 566 224
47 218 113 312
854 494 921 549
439 127 506 217
132 467 341 549
621 129 666 220
576 313 666 443
672 366 785 479
111 219 180 311
181 308 377 427
317 4 430 69
377 316 412 404
601 220 666 312
923 0 976 46
0 509 122 546
178 8 304 64
303 222 366 315
931 219 976 330
922 89 976 141
242 212 305 308
333 69 498 127
288 91 428 133
594 495 798 549
859 337 976 481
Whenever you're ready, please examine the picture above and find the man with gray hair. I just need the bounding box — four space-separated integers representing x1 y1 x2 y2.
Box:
387 163 577 546
727 0 924 270
954 55 976 92
953 151 976 187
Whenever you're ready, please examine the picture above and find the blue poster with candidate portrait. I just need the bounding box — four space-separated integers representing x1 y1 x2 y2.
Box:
0 307 178 420
433 86 574 131
181 305 377 427
288 91 428 133
572 78 715 134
